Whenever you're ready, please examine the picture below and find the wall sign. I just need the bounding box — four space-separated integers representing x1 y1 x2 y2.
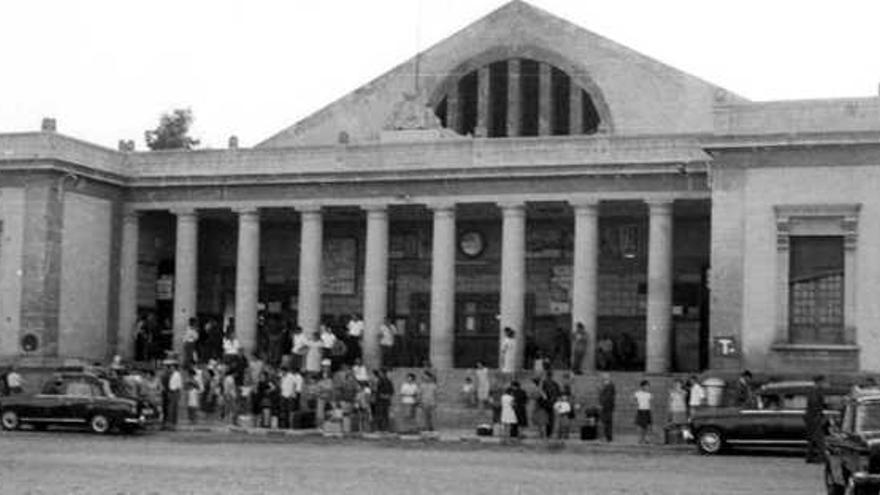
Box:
713 336 738 357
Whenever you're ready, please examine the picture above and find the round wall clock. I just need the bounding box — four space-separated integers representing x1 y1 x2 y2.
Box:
459 231 485 258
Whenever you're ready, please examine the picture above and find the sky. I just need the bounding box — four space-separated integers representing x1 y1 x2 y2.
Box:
1 0 879 150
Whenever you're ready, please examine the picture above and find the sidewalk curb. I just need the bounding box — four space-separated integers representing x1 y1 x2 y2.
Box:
170 424 694 453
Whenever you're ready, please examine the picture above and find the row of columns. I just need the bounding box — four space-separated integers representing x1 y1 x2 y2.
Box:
448 59 584 137
118 200 674 372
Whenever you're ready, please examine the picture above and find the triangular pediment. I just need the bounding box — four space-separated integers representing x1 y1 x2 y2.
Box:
257 1 745 148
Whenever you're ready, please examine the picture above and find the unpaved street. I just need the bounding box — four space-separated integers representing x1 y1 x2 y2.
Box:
0 431 824 494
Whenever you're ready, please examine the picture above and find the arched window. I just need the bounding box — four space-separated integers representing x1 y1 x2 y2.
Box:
434 58 601 137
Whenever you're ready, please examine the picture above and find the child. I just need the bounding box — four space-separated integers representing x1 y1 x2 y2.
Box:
461 376 477 408
634 380 653 444
222 370 238 425
185 369 202 424
355 382 373 433
500 386 517 439
553 393 573 439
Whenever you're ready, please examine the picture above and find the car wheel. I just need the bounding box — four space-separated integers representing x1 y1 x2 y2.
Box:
825 464 844 495
696 427 724 455
1 410 20 431
89 414 111 434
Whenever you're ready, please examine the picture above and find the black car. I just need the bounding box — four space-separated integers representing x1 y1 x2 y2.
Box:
0 372 158 434
689 380 848 455
825 391 880 495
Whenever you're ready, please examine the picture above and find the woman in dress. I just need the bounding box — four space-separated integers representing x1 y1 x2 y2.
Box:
500 386 518 439
500 327 517 374
475 362 491 408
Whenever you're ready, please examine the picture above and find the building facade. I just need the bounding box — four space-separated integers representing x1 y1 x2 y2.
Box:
2 1 880 373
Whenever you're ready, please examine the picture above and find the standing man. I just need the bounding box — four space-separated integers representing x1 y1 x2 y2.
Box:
804 375 828 464
571 322 588 375
687 375 705 419
164 362 183 430
598 372 616 442
732 370 756 408
541 370 562 438
379 318 396 368
182 317 200 367
375 369 394 432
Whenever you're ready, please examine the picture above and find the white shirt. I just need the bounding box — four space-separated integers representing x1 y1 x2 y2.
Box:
400 382 419 404
689 383 705 407
280 372 303 398
223 337 240 355
292 333 308 354
380 324 395 347
347 319 364 338
168 370 182 392
634 390 652 410
6 371 22 388
554 399 572 415
353 365 370 382
321 331 337 349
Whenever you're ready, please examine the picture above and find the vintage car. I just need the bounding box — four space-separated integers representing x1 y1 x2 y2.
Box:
825 392 880 495
688 380 848 455
0 372 158 434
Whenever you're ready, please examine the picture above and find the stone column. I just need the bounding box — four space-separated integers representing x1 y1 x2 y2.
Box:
645 200 674 373
570 200 599 372
507 59 521 137
570 85 583 135
499 201 526 370
172 208 198 351
429 202 456 370
297 206 323 336
362 205 389 369
447 85 460 134
476 65 491 137
234 208 260 354
538 62 553 136
117 209 140 360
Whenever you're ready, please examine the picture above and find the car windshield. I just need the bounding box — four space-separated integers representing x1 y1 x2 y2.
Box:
856 402 880 433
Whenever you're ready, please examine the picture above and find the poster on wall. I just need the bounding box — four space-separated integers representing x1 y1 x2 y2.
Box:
322 237 357 294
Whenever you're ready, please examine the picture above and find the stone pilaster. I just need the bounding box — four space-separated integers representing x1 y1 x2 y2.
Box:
429 202 456 370
645 200 674 373
172 208 199 352
446 85 460 134
297 206 323 336
117 209 140 360
570 200 599 372
570 85 583 135
234 208 260 354
538 62 552 136
507 59 521 137
476 65 491 137
499 201 526 370
362 205 388 369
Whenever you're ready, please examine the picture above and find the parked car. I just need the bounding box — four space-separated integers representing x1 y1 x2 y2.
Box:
825 391 880 495
688 380 848 455
0 372 158 434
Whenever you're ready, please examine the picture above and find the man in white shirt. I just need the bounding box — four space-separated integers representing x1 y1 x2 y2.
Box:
6 365 24 394
379 318 396 368
279 368 304 429
688 375 705 419
164 363 183 430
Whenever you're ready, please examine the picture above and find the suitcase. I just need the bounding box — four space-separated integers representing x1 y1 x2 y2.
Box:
580 424 597 440
476 423 493 436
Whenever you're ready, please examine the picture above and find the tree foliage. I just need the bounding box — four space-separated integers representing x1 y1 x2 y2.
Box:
144 108 200 150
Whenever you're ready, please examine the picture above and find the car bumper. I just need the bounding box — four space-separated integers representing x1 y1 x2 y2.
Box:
851 472 880 486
